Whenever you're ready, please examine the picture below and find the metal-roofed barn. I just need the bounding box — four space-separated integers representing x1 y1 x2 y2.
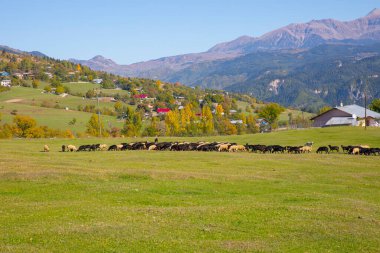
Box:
311 104 380 127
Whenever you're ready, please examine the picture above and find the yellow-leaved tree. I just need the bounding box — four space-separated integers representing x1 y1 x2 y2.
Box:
76 64 82 72
180 104 197 135
201 105 214 135
165 109 180 136
86 114 106 137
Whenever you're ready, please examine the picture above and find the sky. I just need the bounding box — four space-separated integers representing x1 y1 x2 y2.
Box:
1 0 379 64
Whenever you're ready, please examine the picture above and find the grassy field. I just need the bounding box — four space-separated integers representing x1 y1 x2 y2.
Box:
0 87 125 132
0 86 123 110
1 127 379 252
61 82 130 96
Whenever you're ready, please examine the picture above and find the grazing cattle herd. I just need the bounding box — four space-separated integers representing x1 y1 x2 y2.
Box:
41 141 380 155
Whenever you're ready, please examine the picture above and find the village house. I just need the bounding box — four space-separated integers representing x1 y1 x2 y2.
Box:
230 119 243 124
133 94 148 99
1 79 11 87
13 72 23 79
44 72 53 79
257 118 271 133
0 71 10 77
92 78 103 84
23 72 35 79
157 108 171 114
311 104 380 127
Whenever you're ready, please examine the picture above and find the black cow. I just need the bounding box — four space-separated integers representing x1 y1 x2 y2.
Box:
288 146 302 154
341 145 350 153
316 146 329 154
108 145 118 151
77 145 90 152
328 145 339 152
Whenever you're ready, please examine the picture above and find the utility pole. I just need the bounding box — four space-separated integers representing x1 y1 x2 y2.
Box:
97 84 102 137
364 79 368 131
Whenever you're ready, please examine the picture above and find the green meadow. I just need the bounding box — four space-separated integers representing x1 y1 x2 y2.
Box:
1 127 379 252
0 86 125 132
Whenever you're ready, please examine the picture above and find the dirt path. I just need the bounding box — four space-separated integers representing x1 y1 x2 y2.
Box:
5 99 24 103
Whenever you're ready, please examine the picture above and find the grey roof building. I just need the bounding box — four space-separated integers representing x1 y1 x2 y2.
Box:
311 104 380 127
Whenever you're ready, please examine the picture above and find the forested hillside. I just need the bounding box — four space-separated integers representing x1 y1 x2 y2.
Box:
1 50 309 138
163 44 380 111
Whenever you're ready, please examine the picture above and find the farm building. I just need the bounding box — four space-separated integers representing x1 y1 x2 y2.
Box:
311 104 380 127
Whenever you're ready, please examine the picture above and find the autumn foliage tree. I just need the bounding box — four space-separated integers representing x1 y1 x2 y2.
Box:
201 106 214 135
86 114 106 137
13 115 36 137
165 109 181 136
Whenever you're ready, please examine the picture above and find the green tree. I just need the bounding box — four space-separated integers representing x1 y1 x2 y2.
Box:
86 114 105 137
258 103 285 127
114 101 123 113
32 79 40 89
55 85 65 95
143 116 159 136
101 79 115 89
20 58 32 72
318 106 332 115
122 107 142 137
44 85 52 93
86 89 96 98
50 77 61 87
68 118 77 126
369 98 380 113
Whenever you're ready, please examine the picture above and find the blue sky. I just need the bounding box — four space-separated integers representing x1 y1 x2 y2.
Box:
1 0 379 64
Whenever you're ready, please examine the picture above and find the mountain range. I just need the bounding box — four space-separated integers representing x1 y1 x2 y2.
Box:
71 8 380 75
0 45 47 58
22 9 380 109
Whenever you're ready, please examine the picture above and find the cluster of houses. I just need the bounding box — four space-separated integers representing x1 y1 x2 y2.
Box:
0 70 55 88
0 71 11 87
130 91 250 126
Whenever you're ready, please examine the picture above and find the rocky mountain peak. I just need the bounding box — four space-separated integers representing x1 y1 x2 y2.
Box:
89 55 117 66
366 8 380 18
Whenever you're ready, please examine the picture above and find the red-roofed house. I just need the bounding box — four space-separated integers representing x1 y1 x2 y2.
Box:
157 108 171 114
133 94 149 99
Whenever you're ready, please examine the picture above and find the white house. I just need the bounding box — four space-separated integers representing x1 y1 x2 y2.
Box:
0 79 11 87
93 78 103 84
44 72 53 79
230 119 243 124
